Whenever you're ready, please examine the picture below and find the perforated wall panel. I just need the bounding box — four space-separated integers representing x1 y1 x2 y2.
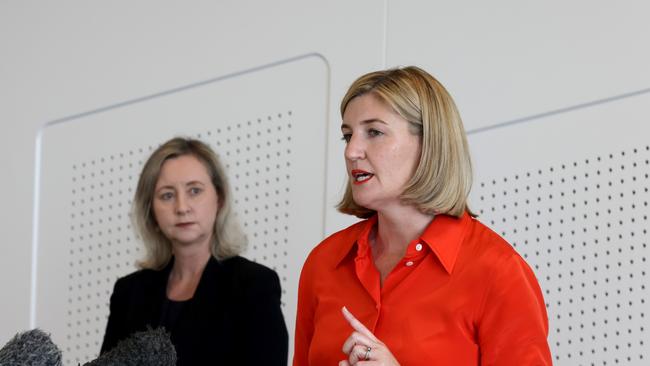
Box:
468 93 650 365
35 55 328 365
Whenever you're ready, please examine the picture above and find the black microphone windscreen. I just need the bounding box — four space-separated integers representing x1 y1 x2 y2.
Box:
84 327 176 366
0 329 63 366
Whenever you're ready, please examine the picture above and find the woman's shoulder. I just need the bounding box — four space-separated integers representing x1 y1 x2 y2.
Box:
219 256 279 281
107 267 166 302
113 267 163 289
464 216 520 255
216 256 282 298
462 216 536 276
303 219 369 268
323 219 369 243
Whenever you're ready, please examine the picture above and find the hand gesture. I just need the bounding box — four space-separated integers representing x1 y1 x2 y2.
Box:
339 306 400 366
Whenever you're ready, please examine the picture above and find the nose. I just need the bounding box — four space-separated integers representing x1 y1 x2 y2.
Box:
175 192 190 215
344 134 365 161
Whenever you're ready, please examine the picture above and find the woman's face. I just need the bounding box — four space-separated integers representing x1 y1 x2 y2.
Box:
341 93 421 212
152 154 219 249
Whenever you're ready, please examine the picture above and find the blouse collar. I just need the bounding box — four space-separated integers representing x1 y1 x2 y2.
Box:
335 212 471 274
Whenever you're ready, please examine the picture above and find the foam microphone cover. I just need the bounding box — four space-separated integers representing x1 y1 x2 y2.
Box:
84 327 176 366
0 329 63 366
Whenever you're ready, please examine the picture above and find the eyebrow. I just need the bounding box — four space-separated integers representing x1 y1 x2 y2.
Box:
185 180 205 186
341 118 388 130
155 180 206 191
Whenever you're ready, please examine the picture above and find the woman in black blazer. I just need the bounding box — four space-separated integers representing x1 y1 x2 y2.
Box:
101 137 288 365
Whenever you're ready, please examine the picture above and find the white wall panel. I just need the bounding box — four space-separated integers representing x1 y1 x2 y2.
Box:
35 55 327 364
468 92 650 365
0 0 383 347
386 0 650 131
386 2 650 363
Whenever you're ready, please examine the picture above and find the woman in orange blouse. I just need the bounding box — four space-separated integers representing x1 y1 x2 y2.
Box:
293 67 552 365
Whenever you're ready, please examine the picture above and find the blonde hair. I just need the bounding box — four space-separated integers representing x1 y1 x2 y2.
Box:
133 137 246 269
337 66 473 218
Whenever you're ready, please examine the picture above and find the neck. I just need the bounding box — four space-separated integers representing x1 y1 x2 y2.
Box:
374 205 434 254
170 242 212 278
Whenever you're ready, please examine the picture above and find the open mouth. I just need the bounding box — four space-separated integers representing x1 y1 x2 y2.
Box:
351 169 374 185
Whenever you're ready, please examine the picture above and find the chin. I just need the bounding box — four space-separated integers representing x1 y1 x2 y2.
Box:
351 197 378 212
352 192 396 213
172 236 203 246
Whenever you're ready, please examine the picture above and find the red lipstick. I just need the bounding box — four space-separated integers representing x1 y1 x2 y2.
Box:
351 169 374 185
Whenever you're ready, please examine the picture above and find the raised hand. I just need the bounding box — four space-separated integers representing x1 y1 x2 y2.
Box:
339 306 400 366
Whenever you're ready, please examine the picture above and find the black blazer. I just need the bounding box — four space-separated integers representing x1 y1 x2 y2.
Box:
101 256 288 365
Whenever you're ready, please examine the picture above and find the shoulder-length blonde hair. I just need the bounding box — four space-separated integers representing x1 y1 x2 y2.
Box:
133 137 246 269
337 66 473 218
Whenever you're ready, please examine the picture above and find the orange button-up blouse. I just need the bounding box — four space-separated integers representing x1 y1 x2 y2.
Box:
293 212 552 365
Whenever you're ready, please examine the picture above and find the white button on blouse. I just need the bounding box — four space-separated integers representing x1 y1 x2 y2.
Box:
405 261 414 267
415 243 423 251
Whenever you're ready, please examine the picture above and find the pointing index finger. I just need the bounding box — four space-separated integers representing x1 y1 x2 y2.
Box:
341 306 379 342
